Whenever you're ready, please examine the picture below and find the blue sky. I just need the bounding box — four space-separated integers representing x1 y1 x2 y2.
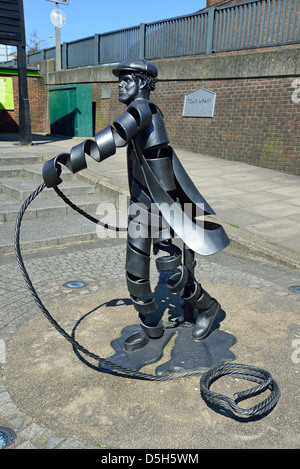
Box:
23 0 206 50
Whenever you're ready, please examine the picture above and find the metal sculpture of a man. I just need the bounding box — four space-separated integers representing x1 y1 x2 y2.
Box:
43 59 229 352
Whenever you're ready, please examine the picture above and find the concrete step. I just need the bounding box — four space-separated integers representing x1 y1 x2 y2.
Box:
0 154 43 166
0 177 95 201
0 165 25 178
1 213 114 254
23 164 76 182
0 154 123 252
0 192 111 222
0 164 76 181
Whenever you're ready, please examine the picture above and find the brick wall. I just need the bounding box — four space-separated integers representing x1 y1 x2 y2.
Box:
154 76 300 175
30 48 300 176
0 73 46 133
89 74 299 176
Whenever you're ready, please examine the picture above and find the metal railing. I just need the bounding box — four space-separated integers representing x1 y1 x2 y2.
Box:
1 0 299 69
144 11 209 57
213 0 300 52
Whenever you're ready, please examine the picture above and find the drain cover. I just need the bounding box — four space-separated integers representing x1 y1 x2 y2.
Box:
288 285 300 293
63 281 87 289
0 426 16 449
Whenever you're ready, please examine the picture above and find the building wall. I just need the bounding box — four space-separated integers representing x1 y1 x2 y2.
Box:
0 72 46 133
99 77 299 175
152 50 300 175
45 48 299 175
2 46 299 176
154 76 299 175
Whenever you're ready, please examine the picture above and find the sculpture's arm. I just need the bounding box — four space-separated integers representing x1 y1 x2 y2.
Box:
42 100 153 188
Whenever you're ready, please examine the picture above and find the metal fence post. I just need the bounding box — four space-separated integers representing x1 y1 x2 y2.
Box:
62 42 68 70
94 34 100 65
205 7 215 54
139 23 146 58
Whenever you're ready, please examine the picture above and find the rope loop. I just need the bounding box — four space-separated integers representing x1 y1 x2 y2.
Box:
200 362 281 418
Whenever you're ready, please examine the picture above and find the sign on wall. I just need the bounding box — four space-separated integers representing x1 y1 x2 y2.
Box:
183 88 216 118
0 77 14 110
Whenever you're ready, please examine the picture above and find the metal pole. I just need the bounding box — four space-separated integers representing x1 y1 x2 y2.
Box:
205 7 215 55
55 3 61 71
55 26 61 70
18 0 32 145
17 44 32 145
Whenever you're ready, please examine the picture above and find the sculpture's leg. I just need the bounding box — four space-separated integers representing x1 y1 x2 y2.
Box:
125 221 163 351
181 244 220 341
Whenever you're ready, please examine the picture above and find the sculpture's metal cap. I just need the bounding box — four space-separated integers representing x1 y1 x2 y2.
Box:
113 59 158 78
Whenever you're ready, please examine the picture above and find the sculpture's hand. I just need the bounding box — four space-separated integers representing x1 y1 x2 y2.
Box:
42 154 68 188
42 140 98 188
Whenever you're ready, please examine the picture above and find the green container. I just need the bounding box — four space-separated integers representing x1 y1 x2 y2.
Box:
48 84 93 137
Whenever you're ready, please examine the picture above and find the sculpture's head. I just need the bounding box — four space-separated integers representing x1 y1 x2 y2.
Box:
113 59 158 105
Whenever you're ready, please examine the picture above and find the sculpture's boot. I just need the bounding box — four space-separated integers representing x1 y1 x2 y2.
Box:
192 288 220 340
123 295 164 352
123 311 164 352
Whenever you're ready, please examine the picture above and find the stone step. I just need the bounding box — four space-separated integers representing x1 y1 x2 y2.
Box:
0 192 111 222
0 164 76 181
0 154 43 166
0 165 24 178
0 177 95 201
23 164 76 182
0 154 124 252
1 213 117 254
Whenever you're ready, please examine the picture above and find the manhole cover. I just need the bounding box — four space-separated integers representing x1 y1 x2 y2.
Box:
63 281 87 289
0 427 16 449
288 285 300 293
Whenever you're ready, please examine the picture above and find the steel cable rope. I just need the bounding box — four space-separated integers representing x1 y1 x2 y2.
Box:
53 186 128 232
200 363 281 417
14 182 281 417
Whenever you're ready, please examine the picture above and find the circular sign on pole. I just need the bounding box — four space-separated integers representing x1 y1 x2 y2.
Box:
50 8 66 28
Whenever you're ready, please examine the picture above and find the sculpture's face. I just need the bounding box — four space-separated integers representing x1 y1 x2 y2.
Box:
118 73 140 105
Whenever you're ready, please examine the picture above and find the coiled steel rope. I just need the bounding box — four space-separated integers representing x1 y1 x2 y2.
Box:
200 362 281 417
14 183 281 417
